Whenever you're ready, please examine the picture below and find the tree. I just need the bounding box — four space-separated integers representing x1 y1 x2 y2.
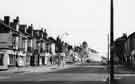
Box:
82 41 88 48
27 24 33 35
48 37 56 44
43 29 48 40
114 33 127 64
55 36 63 53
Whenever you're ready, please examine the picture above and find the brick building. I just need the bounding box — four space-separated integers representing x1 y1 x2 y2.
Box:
0 16 50 69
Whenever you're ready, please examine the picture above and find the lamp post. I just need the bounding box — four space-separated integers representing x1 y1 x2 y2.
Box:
110 0 114 81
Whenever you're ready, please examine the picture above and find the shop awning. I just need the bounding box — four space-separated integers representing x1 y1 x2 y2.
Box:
0 50 14 55
45 53 51 57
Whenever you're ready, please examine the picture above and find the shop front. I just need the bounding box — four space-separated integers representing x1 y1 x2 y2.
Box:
26 52 32 66
40 53 45 65
31 49 40 66
34 54 40 66
0 52 9 70
2 50 16 67
30 54 34 66
16 51 26 67
0 49 16 69
45 52 50 65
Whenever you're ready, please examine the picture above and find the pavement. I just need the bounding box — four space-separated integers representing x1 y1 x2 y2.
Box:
105 75 135 84
107 73 135 84
0 63 77 73
107 65 135 84
114 65 135 74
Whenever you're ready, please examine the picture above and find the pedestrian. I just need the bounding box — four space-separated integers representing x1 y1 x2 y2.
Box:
52 54 56 64
49 51 53 65
51 43 56 65
50 55 53 64
57 53 61 67
60 52 65 67
45 50 50 65
80 41 89 64
131 50 135 67
50 53 55 65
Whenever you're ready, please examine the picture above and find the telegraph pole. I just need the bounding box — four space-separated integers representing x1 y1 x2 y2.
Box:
110 0 114 81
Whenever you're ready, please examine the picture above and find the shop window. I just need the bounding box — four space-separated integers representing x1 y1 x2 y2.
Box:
40 48 43 53
0 54 4 65
9 54 15 65
28 47 32 52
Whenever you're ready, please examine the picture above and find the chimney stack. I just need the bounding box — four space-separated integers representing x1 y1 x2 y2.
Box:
16 16 19 23
19 24 27 33
4 16 10 25
15 16 20 32
31 24 33 36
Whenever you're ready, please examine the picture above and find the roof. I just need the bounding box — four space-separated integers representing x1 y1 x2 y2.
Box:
128 32 135 39
0 19 32 38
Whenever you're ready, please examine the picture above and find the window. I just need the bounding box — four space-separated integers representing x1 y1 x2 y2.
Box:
0 54 4 65
28 47 32 52
9 54 15 65
40 48 43 53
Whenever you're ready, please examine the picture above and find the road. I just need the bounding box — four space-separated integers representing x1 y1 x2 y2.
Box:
0 64 108 84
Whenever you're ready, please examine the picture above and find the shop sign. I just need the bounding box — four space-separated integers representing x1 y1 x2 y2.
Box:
40 53 45 56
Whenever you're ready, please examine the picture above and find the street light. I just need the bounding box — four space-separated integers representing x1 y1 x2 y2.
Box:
110 0 114 81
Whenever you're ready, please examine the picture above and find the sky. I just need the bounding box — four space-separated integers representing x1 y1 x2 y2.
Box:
0 0 134 56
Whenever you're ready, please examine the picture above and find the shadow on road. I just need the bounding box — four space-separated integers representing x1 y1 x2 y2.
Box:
49 66 107 73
